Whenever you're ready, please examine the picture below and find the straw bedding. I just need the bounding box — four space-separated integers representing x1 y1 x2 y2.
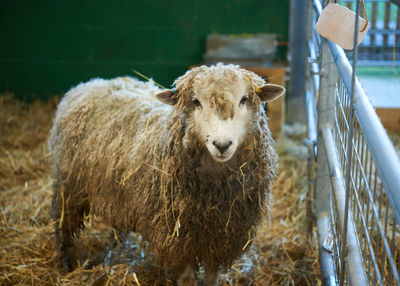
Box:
0 93 320 285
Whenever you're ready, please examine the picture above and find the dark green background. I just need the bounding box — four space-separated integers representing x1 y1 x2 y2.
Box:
0 0 289 100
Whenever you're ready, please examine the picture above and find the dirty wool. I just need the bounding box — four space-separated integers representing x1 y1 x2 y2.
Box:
0 94 320 285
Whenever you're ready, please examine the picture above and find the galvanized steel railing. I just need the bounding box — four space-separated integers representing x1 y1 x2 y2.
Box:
306 0 400 285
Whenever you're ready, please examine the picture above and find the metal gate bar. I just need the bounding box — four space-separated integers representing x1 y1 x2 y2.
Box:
308 0 400 285
321 126 369 285
326 39 400 222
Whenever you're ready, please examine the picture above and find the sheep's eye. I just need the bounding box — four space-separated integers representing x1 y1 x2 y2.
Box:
240 96 248 105
192 98 201 107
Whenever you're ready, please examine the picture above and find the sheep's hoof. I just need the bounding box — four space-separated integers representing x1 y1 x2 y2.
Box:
62 256 72 272
57 249 72 272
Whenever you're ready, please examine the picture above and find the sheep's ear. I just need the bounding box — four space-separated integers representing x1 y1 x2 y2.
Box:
156 89 177 105
256 84 285 102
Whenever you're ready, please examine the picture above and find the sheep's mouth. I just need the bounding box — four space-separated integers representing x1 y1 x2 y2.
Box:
214 154 232 163
205 140 237 163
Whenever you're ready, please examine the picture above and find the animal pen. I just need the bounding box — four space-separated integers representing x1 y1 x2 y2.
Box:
302 0 400 285
0 0 399 285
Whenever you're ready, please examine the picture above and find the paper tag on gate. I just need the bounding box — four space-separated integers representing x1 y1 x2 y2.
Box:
316 3 369 50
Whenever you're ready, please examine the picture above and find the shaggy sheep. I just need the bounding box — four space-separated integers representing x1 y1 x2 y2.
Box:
49 63 285 285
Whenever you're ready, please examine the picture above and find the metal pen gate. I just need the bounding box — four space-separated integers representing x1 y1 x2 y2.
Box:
304 0 400 285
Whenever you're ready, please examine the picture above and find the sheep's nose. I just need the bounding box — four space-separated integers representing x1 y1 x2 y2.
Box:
213 140 232 154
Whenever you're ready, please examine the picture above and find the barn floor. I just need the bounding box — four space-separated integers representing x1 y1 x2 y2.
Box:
0 94 320 285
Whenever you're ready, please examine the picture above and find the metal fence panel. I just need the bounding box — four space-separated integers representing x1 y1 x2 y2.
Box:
307 0 400 285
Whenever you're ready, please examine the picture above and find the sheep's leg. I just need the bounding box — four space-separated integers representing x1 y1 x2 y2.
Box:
52 181 88 271
205 271 217 286
204 265 218 286
56 226 73 271
177 265 196 286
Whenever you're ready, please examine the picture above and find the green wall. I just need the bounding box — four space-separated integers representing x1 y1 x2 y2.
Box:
0 0 288 100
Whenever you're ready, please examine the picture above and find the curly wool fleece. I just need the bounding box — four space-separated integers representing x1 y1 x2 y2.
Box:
49 63 282 282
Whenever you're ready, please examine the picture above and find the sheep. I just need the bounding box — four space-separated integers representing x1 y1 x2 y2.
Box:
49 63 285 285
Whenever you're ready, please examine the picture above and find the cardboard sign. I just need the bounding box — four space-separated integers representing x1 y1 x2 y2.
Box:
316 3 369 50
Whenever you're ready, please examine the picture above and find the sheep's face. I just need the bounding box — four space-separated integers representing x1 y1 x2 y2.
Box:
156 65 285 163
188 80 252 162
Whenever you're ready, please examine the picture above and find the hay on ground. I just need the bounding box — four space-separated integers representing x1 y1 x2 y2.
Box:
0 94 320 285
